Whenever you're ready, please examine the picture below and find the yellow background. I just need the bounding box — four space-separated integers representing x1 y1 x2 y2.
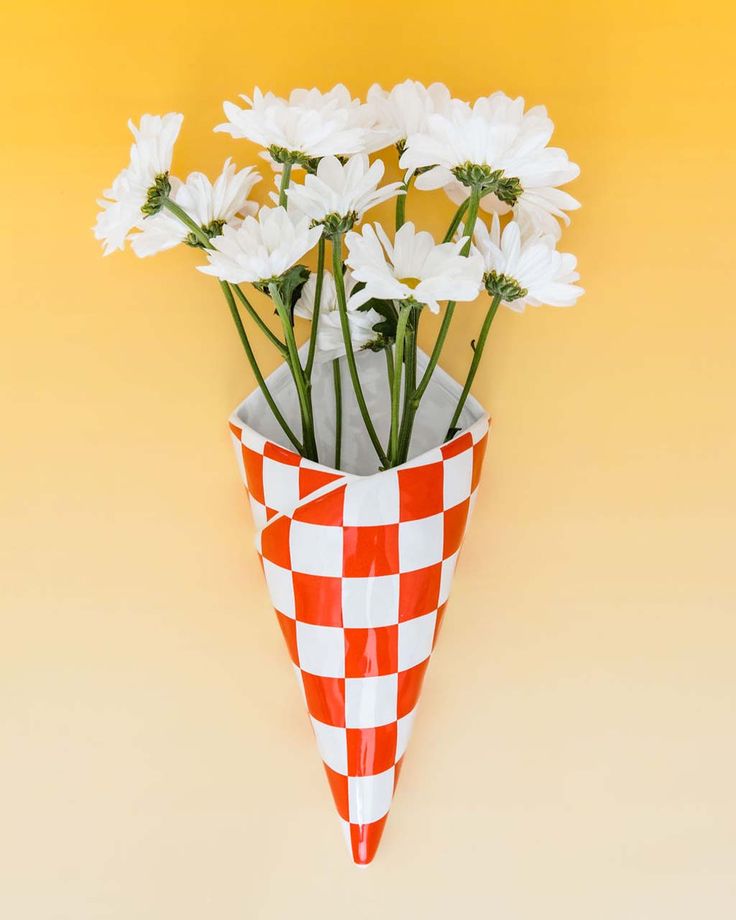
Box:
2 1 735 917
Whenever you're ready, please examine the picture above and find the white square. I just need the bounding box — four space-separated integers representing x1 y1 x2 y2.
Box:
262 456 301 512
292 665 306 705
230 434 246 484
289 521 343 576
338 817 351 849
398 514 444 572
262 559 295 617
295 622 345 677
442 450 473 509
348 767 395 824
400 447 443 469
343 473 400 526
396 709 417 760
398 611 437 671
345 673 398 728
341 575 400 628
438 552 459 606
248 496 268 532
310 717 348 774
241 425 265 453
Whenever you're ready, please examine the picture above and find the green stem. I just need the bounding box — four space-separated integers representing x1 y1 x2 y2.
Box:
411 186 482 406
163 198 304 452
396 306 419 464
397 186 483 459
443 198 470 243
164 197 287 356
331 234 389 467
446 295 501 439
162 198 211 247
230 283 287 356
219 282 303 454
395 172 414 230
401 309 416 421
332 358 342 469
384 343 394 392
389 302 413 465
278 161 292 207
268 282 318 461
305 235 325 379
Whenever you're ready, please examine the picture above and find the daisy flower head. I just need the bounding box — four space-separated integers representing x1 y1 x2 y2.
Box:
215 85 378 171
285 155 404 235
293 270 383 362
197 205 322 285
344 221 484 314
131 159 261 258
471 213 583 311
400 92 580 239
366 80 454 150
94 112 183 255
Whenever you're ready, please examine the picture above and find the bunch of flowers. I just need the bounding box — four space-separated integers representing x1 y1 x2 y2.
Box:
95 81 583 470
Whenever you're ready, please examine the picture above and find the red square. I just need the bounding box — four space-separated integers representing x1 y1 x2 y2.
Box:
228 422 242 439
260 515 291 568
344 625 398 677
399 564 441 621
350 814 388 865
299 466 343 499
343 524 399 577
347 723 398 776
472 434 488 491
323 764 349 820
397 463 444 521
443 499 469 558
397 659 429 718
432 602 448 649
242 445 264 504
441 431 473 460
293 572 343 626
293 484 345 526
301 672 345 727
275 611 299 664
264 440 302 466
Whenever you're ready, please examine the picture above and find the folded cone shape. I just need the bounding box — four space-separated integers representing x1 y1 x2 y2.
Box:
229 346 489 864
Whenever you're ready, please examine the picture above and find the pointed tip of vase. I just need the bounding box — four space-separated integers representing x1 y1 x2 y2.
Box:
346 814 389 865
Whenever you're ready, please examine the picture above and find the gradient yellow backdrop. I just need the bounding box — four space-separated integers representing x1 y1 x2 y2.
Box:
2 1 735 917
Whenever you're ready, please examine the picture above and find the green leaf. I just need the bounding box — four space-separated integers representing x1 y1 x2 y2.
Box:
278 264 311 323
355 294 398 343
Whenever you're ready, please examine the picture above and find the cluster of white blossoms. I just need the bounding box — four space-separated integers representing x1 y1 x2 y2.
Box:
94 81 583 466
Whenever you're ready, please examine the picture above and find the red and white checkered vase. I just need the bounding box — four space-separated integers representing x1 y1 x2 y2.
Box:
228 350 489 864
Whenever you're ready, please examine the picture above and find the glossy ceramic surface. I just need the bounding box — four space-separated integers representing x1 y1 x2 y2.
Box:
229 352 489 863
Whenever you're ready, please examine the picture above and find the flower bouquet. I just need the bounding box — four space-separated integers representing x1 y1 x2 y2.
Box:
95 81 582 864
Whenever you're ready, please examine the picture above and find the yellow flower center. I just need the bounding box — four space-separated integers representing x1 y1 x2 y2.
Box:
400 276 422 289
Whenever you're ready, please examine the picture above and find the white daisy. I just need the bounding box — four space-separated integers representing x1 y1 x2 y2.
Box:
471 214 583 311
94 113 184 255
131 159 261 257
293 270 383 362
366 80 454 148
344 221 484 314
197 205 322 284
285 155 403 231
215 85 376 166
400 92 579 238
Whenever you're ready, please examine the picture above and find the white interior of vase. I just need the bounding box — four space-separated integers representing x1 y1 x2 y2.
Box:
233 346 487 476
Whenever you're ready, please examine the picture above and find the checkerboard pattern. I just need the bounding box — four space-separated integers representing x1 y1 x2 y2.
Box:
229 415 489 864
